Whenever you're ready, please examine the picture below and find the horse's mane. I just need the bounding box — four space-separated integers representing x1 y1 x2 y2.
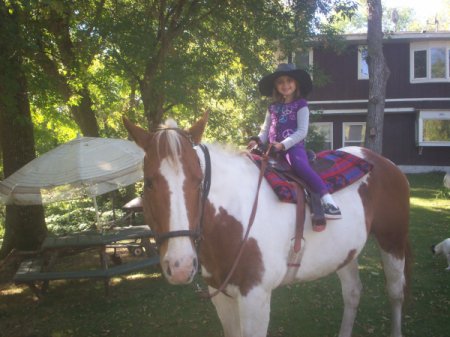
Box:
153 119 183 168
153 118 251 172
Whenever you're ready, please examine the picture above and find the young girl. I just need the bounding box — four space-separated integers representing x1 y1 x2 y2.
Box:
248 63 341 219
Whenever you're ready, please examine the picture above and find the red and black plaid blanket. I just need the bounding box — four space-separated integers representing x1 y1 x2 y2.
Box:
253 150 373 204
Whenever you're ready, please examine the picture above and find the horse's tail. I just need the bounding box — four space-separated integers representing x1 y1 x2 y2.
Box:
403 238 413 303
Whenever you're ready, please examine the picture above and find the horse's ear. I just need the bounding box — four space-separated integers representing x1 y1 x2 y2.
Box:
123 117 152 150
188 111 208 144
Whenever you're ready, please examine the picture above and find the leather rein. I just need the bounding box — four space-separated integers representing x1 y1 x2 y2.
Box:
206 145 271 298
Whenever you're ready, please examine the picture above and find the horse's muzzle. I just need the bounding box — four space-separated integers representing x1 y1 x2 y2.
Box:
162 254 198 284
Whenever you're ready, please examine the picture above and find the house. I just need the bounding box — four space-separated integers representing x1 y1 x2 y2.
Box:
301 31 450 173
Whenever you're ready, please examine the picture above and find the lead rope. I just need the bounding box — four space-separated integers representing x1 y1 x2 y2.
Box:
204 144 272 299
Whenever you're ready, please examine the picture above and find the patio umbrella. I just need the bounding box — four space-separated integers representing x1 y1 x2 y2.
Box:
0 137 144 226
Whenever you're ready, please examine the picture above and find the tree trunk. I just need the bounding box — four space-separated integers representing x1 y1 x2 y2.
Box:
71 86 100 137
365 0 390 154
0 3 47 258
140 79 166 130
34 7 100 137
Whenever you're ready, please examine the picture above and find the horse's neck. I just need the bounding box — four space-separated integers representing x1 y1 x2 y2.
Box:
207 144 258 200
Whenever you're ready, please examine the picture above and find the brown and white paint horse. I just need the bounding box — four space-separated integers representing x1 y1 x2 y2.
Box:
124 113 411 337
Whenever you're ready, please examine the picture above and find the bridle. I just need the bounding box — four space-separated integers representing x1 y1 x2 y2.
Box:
148 127 269 298
151 128 211 248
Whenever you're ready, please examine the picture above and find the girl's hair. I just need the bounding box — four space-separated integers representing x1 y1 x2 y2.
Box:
271 78 303 103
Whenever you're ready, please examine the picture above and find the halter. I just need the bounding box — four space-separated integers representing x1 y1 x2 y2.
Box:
151 128 211 247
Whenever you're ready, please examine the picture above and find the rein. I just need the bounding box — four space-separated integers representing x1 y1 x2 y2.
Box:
205 144 272 298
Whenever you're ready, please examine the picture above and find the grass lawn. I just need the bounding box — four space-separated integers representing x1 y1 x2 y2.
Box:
0 173 449 337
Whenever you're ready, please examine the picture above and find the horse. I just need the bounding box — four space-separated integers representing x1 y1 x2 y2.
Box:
123 112 411 337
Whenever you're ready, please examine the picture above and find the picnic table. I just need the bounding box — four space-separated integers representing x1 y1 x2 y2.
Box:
14 225 159 298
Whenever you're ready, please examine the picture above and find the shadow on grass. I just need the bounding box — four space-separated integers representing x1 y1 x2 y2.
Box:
1 273 222 337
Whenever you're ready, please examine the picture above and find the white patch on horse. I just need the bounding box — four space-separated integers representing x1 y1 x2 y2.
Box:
296 175 369 281
207 145 264 222
160 157 195 261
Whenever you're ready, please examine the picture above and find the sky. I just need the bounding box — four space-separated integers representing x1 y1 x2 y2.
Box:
383 0 447 22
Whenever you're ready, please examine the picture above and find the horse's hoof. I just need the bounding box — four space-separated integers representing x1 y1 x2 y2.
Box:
313 225 326 232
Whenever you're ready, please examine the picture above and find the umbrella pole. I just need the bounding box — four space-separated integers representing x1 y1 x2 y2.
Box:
93 196 102 232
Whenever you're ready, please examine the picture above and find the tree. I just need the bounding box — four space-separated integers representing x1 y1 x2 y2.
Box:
0 1 47 258
101 0 287 130
365 0 389 153
0 0 360 257
25 0 106 137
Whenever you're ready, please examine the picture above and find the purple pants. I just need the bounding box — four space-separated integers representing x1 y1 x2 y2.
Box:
284 143 328 196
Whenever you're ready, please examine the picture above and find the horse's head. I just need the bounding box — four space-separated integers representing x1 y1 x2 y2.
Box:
123 112 208 284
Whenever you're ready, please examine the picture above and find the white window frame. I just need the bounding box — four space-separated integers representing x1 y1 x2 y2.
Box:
410 41 450 83
416 110 450 147
358 45 369 80
343 122 366 147
311 122 333 150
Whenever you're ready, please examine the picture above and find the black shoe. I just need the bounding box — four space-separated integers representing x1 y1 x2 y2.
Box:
323 203 342 219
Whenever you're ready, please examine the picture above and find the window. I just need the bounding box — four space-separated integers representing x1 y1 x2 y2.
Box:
343 122 366 147
413 50 427 78
358 45 369 80
294 48 313 70
310 122 333 150
410 41 450 83
417 110 450 146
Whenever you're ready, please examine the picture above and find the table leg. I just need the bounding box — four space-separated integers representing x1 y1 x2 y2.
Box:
99 246 110 295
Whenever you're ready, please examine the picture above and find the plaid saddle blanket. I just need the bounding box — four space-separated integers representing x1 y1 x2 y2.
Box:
253 150 373 204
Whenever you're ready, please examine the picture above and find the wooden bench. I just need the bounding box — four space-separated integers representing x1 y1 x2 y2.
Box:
14 255 160 298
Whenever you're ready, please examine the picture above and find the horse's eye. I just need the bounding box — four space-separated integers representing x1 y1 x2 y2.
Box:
144 178 153 189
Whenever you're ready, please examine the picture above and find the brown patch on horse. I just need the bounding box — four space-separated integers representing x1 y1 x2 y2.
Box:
199 201 264 296
358 149 410 259
337 249 357 271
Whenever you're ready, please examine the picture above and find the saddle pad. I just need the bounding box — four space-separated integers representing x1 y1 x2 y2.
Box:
252 150 373 203
316 150 373 194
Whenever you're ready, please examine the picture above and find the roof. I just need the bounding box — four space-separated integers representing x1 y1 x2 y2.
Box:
341 31 450 43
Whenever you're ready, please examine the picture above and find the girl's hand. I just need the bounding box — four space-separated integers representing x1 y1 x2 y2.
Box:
247 140 258 149
272 142 285 152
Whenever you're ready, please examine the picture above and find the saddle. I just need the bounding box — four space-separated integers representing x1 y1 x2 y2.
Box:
250 145 373 230
250 145 328 231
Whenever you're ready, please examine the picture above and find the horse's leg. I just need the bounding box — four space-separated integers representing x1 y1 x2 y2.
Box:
210 286 272 337
239 286 272 337
379 249 405 337
209 287 242 337
336 259 362 337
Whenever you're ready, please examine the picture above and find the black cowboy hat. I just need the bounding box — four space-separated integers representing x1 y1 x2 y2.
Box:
258 63 313 97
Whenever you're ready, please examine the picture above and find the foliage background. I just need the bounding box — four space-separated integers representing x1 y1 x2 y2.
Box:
0 0 359 240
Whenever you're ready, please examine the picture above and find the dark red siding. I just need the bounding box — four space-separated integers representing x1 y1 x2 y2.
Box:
316 113 450 166
308 37 450 169
309 42 450 101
